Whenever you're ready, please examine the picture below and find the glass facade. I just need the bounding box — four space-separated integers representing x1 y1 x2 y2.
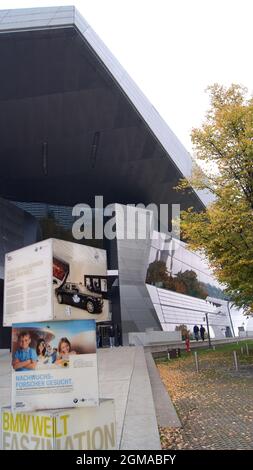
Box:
146 231 232 338
12 201 104 249
148 231 226 299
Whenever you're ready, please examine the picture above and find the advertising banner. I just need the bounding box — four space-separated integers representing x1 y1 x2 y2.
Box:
1 400 116 450
4 239 109 325
11 320 99 411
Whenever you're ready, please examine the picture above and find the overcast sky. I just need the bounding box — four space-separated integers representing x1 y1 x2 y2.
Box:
1 0 252 153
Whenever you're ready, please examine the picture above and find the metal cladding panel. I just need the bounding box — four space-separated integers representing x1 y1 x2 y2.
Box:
157 287 218 314
0 6 75 30
115 205 161 341
146 284 231 332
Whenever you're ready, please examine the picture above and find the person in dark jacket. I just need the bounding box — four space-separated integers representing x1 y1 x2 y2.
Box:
193 325 199 341
96 329 101 348
109 326 115 348
200 324 206 341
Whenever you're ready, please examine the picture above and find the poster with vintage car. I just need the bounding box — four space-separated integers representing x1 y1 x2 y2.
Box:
4 239 109 325
11 320 99 412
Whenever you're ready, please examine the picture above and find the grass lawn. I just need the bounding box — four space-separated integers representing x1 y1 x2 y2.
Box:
155 339 253 366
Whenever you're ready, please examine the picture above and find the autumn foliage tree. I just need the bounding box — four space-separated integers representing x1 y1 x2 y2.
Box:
146 260 169 286
178 84 253 314
146 261 207 299
175 324 190 341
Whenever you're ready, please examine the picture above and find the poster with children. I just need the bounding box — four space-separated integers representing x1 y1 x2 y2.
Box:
11 320 99 412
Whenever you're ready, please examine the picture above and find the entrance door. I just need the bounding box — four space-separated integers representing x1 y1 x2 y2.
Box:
98 325 111 348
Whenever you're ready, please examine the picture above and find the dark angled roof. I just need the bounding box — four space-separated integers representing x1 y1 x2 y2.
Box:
0 6 211 210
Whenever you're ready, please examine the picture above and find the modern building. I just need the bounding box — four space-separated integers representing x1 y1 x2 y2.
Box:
0 6 246 346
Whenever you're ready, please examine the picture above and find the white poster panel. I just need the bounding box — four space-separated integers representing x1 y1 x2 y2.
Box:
4 238 109 326
11 320 99 411
3 239 52 326
1 400 116 450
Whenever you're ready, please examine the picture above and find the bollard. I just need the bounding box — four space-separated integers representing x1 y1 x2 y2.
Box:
212 345 216 351
167 352 171 360
246 343 249 356
241 346 244 355
233 350 238 371
194 351 199 373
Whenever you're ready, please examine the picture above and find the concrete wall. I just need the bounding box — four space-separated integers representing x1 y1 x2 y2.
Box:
129 330 181 346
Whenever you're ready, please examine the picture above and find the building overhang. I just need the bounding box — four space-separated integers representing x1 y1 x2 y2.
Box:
0 6 211 210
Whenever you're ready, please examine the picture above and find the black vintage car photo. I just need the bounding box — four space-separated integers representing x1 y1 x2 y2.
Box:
55 282 103 314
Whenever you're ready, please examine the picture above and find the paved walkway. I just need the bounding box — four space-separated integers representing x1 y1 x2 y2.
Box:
158 356 253 450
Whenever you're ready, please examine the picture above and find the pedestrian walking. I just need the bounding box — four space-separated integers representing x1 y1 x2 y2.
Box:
96 329 101 348
109 325 115 348
193 325 199 341
200 324 205 341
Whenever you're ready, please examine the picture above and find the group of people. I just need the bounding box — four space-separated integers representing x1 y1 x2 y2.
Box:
193 324 206 341
37 336 76 367
96 325 115 348
12 331 76 371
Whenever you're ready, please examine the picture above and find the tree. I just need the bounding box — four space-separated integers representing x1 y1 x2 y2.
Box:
178 84 253 314
146 260 169 285
146 261 207 299
175 324 190 341
175 270 207 299
164 275 187 295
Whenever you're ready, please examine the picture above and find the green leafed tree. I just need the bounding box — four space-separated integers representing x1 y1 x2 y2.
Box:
178 84 253 314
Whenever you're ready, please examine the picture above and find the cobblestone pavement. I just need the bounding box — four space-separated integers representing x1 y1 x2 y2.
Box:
158 356 253 450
